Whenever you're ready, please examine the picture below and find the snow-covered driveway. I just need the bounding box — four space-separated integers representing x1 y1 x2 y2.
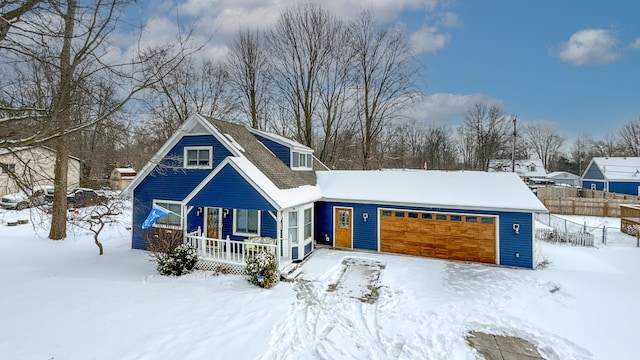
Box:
1 207 638 359
261 249 595 360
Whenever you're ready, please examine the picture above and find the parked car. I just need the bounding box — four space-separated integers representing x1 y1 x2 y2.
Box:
0 185 55 210
66 188 108 208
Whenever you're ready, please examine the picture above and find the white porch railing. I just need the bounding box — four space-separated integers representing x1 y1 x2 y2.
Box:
184 231 278 273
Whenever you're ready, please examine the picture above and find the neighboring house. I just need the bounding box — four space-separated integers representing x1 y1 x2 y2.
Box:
546 171 580 186
0 146 81 197
488 159 547 183
110 168 137 191
581 157 640 195
128 114 547 270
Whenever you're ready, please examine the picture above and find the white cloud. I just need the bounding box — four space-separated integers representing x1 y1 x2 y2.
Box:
400 93 502 125
129 1 454 60
436 11 460 28
631 38 640 50
409 25 451 54
552 28 621 66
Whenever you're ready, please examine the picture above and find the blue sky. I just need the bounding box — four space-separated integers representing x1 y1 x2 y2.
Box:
414 0 640 136
133 0 640 138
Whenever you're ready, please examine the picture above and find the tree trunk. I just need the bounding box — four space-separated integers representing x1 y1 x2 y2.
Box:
49 0 76 240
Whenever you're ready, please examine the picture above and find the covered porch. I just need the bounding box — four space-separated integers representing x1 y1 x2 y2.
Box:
184 229 284 273
181 158 321 273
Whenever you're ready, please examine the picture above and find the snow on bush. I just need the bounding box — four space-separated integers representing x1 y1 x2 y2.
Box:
156 244 198 276
245 251 279 288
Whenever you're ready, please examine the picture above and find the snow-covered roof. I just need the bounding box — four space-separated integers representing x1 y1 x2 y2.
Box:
248 127 313 153
184 157 321 210
228 157 321 209
488 159 547 178
317 170 547 213
589 157 640 180
547 171 579 180
0 147 30 155
114 168 136 174
0 146 81 161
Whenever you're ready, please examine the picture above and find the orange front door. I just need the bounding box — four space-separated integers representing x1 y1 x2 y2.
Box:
206 207 220 238
335 208 352 248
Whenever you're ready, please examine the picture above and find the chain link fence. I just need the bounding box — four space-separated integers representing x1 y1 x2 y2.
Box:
536 213 640 247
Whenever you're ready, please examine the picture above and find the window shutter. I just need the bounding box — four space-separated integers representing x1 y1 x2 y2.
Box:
306 154 312 168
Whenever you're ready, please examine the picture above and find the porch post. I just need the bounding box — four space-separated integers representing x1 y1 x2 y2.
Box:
276 210 282 267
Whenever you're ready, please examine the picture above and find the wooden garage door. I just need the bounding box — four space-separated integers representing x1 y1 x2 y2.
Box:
379 210 496 264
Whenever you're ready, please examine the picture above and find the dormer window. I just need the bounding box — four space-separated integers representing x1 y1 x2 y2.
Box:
528 164 536 172
292 151 312 170
184 146 212 169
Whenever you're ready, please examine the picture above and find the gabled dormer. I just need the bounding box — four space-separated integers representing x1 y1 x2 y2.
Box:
248 128 314 171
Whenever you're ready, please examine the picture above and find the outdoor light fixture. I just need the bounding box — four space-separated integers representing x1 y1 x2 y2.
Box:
363 213 369 222
196 207 203 216
223 209 229 218
512 223 520 234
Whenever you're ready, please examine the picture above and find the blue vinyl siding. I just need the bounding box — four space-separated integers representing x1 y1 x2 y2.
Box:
314 202 383 251
609 181 640 196
497 212 533 268
315 201 535 269
254 134 291 166
132 135 234 249
292 247 298 260
583 163 604 180
304 241 313 256
187 163 276 211
582 180 605 191
186 163 277 241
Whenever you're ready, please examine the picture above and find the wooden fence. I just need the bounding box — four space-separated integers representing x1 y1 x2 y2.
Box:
537 187 640 217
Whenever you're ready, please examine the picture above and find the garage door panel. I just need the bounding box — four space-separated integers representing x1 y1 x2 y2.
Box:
380 209 496 264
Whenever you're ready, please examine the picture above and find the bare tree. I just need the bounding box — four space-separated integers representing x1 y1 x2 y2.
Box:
348 10 420 169
227 27 270 130
421 123 459 170
68 198 125 255
140 57 235 149
619 114 640 156
314 19 356 166
459 103 512 170
570 131 597 175
0 0 45 41
1 0 192 240
522 121 565 170
592 133 623 158
267 3 339 147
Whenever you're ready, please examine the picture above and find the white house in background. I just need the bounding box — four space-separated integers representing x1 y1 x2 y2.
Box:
110 168 137 191
0 146 81 197
546 171 580 186
487 159 547 182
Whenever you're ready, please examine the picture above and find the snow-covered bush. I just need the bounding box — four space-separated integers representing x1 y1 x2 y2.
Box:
245 251 278 288
156 243 198 276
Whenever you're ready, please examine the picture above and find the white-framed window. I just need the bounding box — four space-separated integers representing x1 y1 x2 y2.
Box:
292 151 312 170
304 207 312 239
0 163 16 174
234 209 260 236
184 146 212 169
288 211 298 243
152 200 182 229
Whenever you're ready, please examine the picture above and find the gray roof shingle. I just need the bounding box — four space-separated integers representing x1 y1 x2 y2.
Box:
204 117 324 189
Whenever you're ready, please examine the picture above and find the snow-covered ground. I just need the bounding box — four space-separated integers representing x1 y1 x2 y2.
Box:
0 205 638 360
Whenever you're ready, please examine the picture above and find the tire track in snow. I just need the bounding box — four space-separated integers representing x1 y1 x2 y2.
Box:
260 258 402 360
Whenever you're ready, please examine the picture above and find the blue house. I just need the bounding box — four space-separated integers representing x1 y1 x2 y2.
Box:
582 157 640 195
128 114 547 270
